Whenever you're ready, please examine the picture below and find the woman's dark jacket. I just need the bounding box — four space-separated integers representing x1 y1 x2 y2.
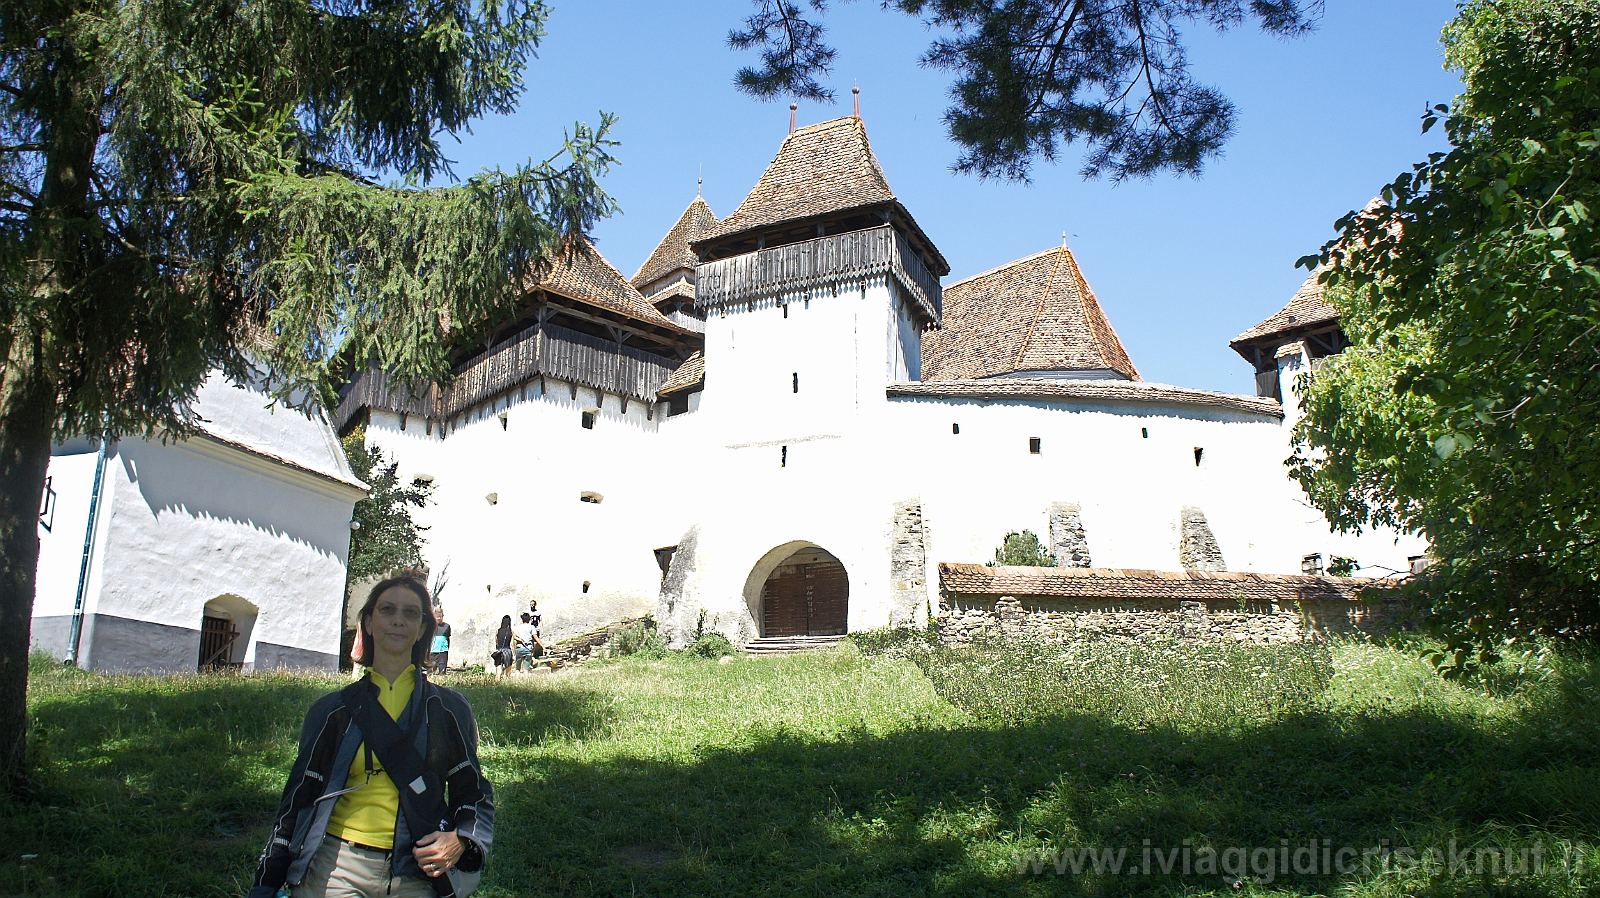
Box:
246 670 494 898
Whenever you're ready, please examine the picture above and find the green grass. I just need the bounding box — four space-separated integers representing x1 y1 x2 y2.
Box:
1 637 1597 897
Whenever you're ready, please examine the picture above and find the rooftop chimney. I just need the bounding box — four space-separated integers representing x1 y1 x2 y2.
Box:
789 102 797 135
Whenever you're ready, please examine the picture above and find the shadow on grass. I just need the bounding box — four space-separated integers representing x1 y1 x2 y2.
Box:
485 698 1599 897
0 674 612 898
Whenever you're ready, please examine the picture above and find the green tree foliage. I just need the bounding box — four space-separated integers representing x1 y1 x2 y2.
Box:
1294 0 1600 675
729 0 1321 180
989 529 1055 567
342 429 431 584
0 0 615 781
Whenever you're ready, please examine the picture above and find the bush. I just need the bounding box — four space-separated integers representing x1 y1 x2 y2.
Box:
849 626 937 659
608 617 667 658
686 632 737 658
987 529 1054 566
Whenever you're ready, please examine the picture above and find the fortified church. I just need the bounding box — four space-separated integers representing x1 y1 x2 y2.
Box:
337 111 1425 661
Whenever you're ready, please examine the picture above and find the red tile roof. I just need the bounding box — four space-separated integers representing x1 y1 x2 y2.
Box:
632 197 717 291
924 246 1138 381
539 236 699 336
888 378 1282 417
657 351 704 396
1230 267 1340 349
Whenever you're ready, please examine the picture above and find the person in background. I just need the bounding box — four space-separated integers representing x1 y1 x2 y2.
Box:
430 603 451 676
511 613 537 673
492 615 514 678
527 600 542 638
248 575 493 898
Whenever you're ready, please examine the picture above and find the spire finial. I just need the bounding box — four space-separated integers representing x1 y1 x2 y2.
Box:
1061 230 1068 247
789 102 797 135
698 163 703 198
853 83 860 119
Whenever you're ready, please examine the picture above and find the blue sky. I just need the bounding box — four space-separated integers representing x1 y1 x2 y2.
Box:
442 0 1463 394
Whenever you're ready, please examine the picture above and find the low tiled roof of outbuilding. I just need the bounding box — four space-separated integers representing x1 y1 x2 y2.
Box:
939 563 1381 603
888 378 1282 417
923 246 1138 381
657 351 704 396
1231 267 1340 349
540 236 699 336
632 197 718 291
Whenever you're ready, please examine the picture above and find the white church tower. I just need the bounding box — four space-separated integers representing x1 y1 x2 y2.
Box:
656 112 950 645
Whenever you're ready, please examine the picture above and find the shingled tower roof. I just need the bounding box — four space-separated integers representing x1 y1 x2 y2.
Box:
922 245 1139 382
693 116 948 275
632 196 717 294
1230 267 1340 353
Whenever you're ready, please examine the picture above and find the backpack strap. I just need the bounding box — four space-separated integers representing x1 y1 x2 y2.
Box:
340 680 456 895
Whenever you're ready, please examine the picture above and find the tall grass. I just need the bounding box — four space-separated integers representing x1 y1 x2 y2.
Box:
2 639 1596 897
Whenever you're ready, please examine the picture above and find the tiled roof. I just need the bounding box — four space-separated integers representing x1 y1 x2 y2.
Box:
888 378 1282 417
923 246 1138 381
939 562 1379 603
539 236 698 336
632 197 717 291
701 117 897 245
1231 268 1340 349
657 351 704 396
643 279 696 305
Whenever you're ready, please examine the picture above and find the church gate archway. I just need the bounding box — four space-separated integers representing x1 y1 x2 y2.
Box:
756 545 849 637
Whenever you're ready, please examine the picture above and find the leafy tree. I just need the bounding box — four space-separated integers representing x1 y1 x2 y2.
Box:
989 529 1055 566
0 0 616 782
1293 0 1600 675
342 429 431 584
729 0 1321 180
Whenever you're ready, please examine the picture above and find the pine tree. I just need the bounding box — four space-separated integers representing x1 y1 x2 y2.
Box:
0 0 616 784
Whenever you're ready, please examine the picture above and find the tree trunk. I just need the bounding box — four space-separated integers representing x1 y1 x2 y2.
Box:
1 10 96 785
0 336 58 786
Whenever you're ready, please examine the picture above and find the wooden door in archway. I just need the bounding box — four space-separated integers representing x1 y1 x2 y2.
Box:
761 548 848 636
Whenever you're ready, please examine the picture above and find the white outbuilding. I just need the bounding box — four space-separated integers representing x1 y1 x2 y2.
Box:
31 371 366 673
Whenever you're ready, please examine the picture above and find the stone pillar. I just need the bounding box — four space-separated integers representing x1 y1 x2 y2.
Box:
890 498 929 626
1178 506 1227 572
995 595 1027 635
1178 600 1210 638
1048 501 1092 568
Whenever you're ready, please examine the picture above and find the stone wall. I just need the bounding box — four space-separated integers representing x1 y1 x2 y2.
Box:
889 498 929 626
937 593 1401 646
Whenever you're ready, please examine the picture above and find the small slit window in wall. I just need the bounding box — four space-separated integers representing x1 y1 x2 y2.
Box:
580 491 603 504
1301 553 1324 576
581 409 596 429
1028 437 1042 454
780 445 787 468
581 580 591 594
792 372 799 393
952 423 960 435
1141 427 1148 439
1193 447 1204 466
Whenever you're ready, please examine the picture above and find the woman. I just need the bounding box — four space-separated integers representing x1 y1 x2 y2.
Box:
248 575 493 898
492 615 514 678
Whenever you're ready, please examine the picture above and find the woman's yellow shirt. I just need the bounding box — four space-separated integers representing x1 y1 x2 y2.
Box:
325 665 415 849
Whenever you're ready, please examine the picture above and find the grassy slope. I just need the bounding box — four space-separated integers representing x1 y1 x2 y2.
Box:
0 641 1595 897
